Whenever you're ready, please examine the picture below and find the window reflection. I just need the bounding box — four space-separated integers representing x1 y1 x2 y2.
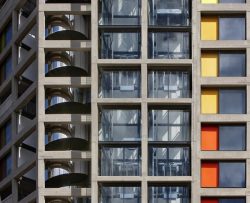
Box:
148 109 190 141
149 32 190 59
99 70 140 98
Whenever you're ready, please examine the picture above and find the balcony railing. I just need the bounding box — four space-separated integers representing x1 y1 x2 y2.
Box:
45 160 89 188
45 88 90 114
100 32 141 59
148 32 190 59
45 124 90 151
45 15 89 40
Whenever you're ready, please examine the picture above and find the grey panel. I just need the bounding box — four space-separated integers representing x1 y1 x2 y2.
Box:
219 52 246 77
219 89 246 114
219 162 245 187
219 17 245 40
219 125 245 150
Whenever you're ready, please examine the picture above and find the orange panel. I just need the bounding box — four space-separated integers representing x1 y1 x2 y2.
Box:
201 198 219 203
201 162 219 187
201 125 219 151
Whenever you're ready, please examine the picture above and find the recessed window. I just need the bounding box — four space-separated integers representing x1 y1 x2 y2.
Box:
100 146 141 176
148 70 191 98
0 21 12 53
99 109 141 142
220 0 245 3
149 146 190 176
149 185 190 202
100 32 141 59
201 88 246 114
148 32 190 59
148 109 190 141
100 185 141 202
201 16 246 40
201 124 246 151
219 17 245 40
201 161 246 188
201 197 246 203
148 0 191 26
99 69 141 98
0 55 12 85
219 52 245 76
99 0 141 25
0 120 11 150
219 162 245 188
0 153 12 181
219 89 245 114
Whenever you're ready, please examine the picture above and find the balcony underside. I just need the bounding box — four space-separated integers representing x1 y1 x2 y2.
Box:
45 173 89 188
45 137 89 151
45 102 91 114
46 65 88 77
46 30 88 40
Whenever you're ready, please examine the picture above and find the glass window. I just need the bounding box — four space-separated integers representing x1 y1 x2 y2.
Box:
100 186 141 202
149 32 190 59
0 153 11 181
219 162 245 188
100 147 141 176
148 0 190 26
0 120 11 150
149 186 190 203
149 109 190 141
219 52 245 76
220 0 245 3
219 89 246 114
148 70 191 98
0 22 12 53
99 0 141 25
219 17 245 40
99 109 141 141
99 70 141 98
220 198 245 203
0 55 12 85
219 125 245 151
100 32 141 59
149 147 190 176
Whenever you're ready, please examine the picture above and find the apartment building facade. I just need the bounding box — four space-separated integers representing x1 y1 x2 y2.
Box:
0 0 249 202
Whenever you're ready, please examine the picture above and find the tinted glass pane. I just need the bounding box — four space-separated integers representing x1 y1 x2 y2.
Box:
219 125 245 150
219 89 245 114
149 186 190 202
99 70 141 98
219 162 245 187
148 32 190 59
219 52 245 76
99 0 141 25
148 70 191 98
220 0 245 2
220 198 245 203
219 17 245 40
148 0 190 26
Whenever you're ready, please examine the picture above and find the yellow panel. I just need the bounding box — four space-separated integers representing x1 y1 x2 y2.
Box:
201 52 218 77
201 17 218 40
201 89 218 114
201 0 218 4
